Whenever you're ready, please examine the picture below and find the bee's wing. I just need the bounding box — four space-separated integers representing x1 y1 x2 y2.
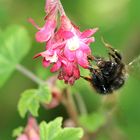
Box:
127 55 140 77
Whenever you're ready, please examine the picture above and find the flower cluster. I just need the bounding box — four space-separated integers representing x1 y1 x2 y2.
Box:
16 117 39 140
30 0 97 85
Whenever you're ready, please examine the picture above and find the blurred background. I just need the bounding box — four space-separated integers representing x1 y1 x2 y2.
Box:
0 0 140 140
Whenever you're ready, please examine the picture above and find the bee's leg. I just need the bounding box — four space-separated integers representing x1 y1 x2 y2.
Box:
80 69 100 82
101 37 122 60
87 55 94 69
109 48 122 60
88 55 103 62
94 56 103 62
102 40 122 64
87 55 94 61
80 75 92 82
108 52 121 64
108 53 112 61
87 55 100 71
87 64 99 73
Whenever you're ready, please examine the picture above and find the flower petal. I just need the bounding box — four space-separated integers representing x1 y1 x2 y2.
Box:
28 18 41 30
50 61 61 72
65 62 73 76
61 31 74 39
68 77 75 85
64 46 75 61
42 58 50 67
33 53 41 59
80 28 98 38
29 130 40 140
60 15 72 30
84 37 95 45
76 50 88 68
73 66 80 79
16 134 28 140
35 20 56 43
80 43 91 54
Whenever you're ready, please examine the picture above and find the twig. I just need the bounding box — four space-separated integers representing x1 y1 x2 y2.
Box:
61 89 90 140
61 88 79 126
16 64 44 85
74 93 88 115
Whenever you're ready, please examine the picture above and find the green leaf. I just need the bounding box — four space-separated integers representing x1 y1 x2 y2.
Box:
37 85 52 103
79 112 106 132
40 121 48 140
39 117 83 140
0 25 31 87
53 128 83 140
18 89 39 118
28 96 40 117
12 126 23 137
18 85 52 118
40 117 62 140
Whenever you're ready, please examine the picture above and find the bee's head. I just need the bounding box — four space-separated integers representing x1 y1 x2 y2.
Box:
95 59 107 69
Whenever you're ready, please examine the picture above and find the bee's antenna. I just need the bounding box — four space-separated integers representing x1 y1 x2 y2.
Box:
128 55 140 66
101 36 114 51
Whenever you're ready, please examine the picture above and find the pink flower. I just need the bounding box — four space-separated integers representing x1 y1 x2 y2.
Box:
58 56 80 85
32 0 98 85
29 0 58 43
29 18 56 43
17 134 28 140
34 39 62 72
57 15 98 68
16 117 39 140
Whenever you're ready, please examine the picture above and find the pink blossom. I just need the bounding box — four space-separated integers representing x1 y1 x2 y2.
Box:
16 117 39 140
17 134 28 140
58 15 98 68
58 58 80 85
29 0 58 43
34 39 62 72
29 18 56 43
32 0 98 85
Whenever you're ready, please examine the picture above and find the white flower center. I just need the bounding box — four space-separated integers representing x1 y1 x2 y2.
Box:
45 52 58 62
67 36 80 51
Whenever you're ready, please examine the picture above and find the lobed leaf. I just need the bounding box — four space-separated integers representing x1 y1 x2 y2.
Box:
12 126 24 137
18 85 52 118
37 85 52 103
40 117 62 140
18 89 39 118
53 128 83 140
0 25 31 87
39 117 83 140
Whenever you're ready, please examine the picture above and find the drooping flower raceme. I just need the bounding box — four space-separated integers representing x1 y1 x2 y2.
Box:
16 117 39 140
31 0 98 85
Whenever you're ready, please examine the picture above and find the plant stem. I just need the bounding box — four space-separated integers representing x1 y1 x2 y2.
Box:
58 0 66 16
74 93 88 115
61 88 79 126
16 64 44 85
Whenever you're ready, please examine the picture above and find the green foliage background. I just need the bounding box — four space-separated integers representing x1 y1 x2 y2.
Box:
0 0 140 140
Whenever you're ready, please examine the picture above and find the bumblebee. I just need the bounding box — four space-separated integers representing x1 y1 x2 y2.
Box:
81 40 126 94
